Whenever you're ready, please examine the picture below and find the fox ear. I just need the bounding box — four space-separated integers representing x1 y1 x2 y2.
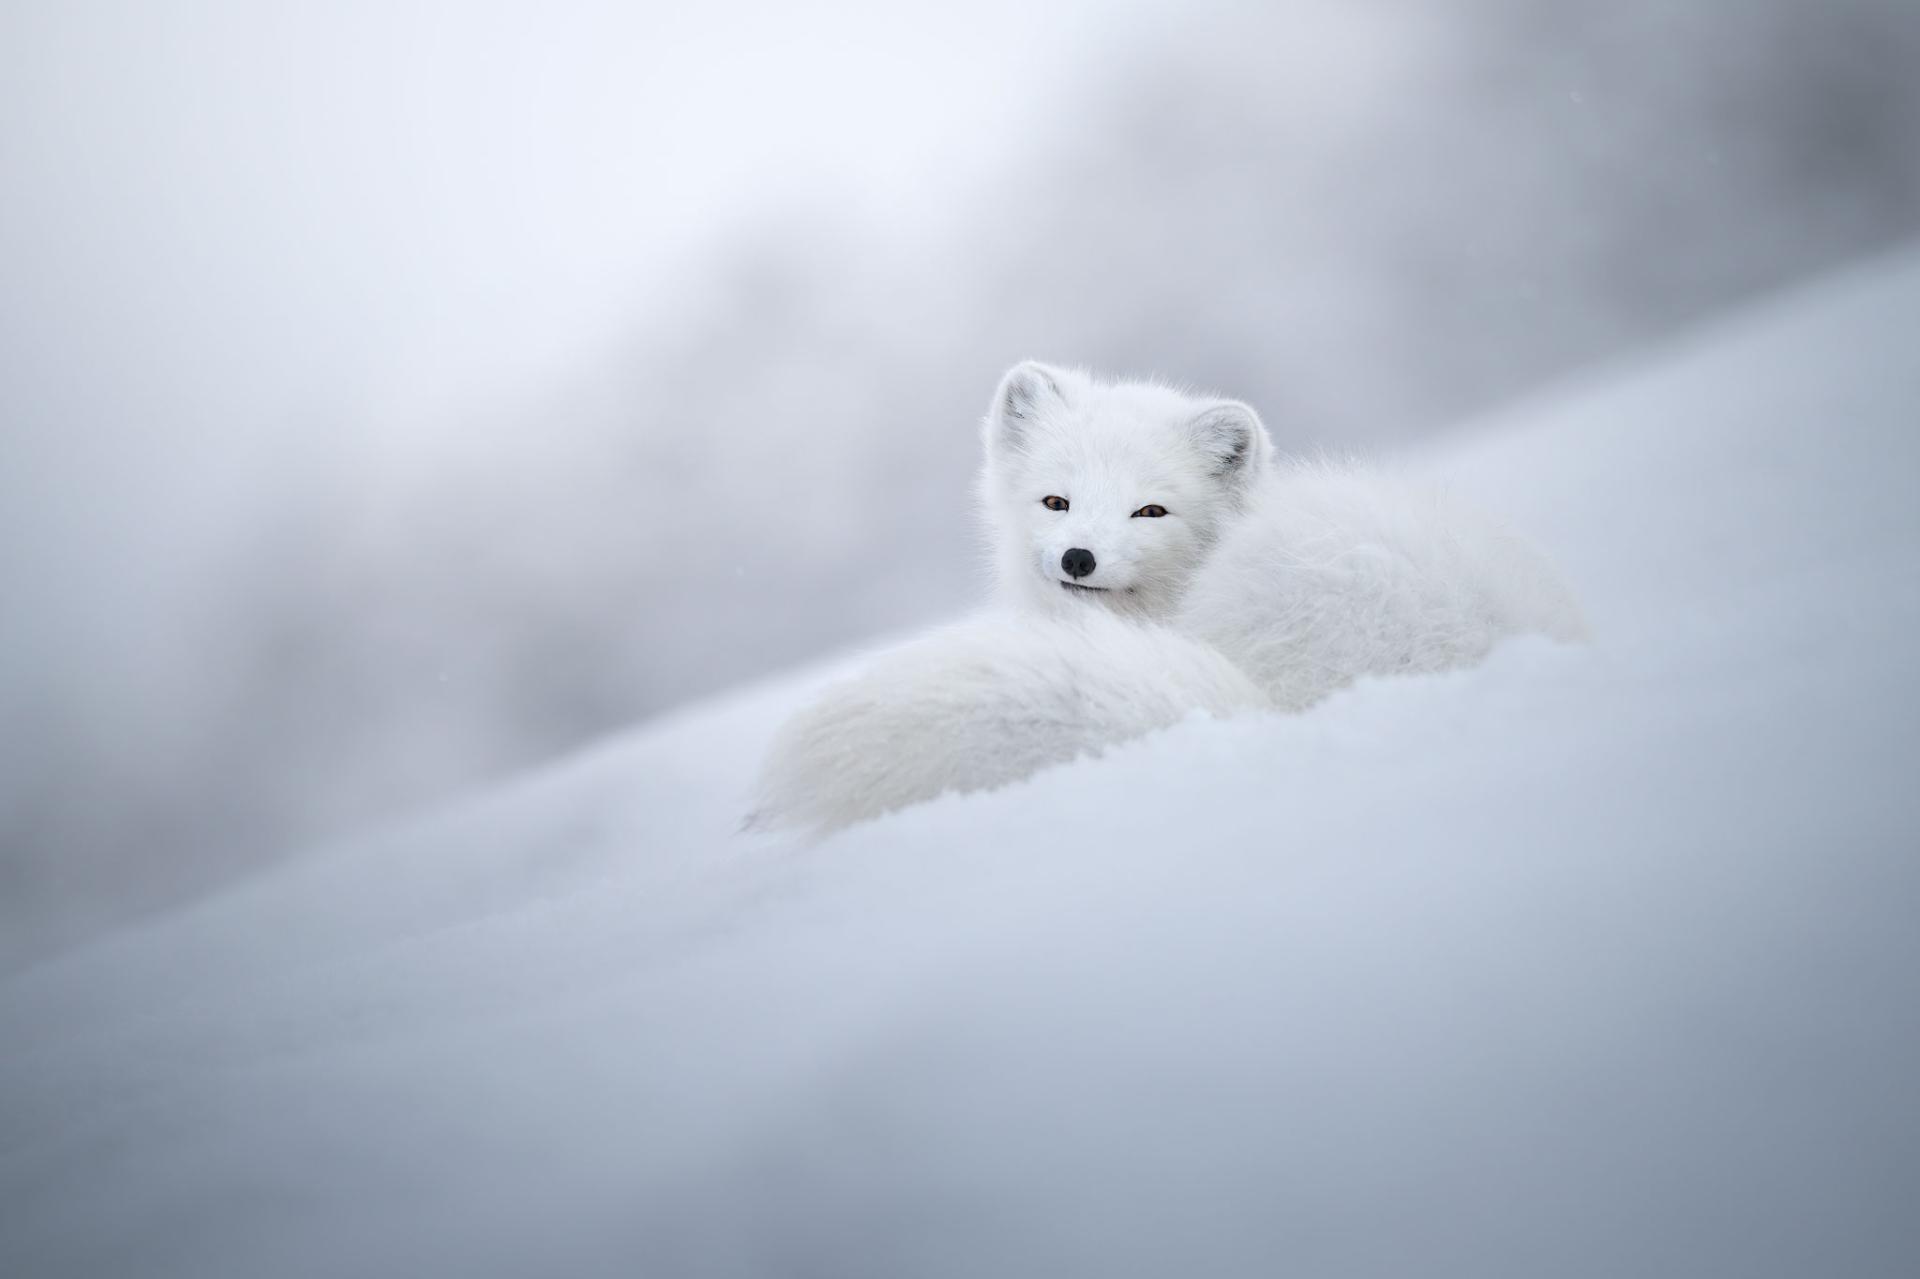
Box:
985 361 1068 453
1187 401 1272 489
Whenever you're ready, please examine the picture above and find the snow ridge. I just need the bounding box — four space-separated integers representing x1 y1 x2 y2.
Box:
3 248 1918 1278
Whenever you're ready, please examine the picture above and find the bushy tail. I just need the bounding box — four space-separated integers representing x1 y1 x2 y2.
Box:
749 610 1267 838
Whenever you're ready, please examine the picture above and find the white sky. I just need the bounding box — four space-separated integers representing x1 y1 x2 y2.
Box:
0 0 1168 695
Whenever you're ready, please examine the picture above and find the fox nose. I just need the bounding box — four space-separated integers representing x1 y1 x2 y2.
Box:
1061 547 1096 579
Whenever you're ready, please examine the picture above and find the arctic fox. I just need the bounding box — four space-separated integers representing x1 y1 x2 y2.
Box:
981 361 1584 706
748 362 1583 836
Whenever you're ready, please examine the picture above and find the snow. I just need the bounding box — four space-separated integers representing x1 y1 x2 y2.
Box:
5 249 1920 1276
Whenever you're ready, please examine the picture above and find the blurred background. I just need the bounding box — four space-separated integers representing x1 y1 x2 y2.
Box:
4 0 1918 972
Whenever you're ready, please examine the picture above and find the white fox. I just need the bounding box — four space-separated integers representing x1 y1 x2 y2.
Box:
749 363 1583 836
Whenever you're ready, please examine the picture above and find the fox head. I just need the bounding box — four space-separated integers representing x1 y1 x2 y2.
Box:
979 362 1273 620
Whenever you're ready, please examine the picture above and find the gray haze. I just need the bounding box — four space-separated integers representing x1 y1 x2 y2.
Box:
4 0 1920 968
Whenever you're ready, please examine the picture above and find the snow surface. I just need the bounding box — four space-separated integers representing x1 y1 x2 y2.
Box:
4 250 1919 1277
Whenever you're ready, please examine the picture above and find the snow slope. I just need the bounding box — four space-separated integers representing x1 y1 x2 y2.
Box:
4 250 1919 1277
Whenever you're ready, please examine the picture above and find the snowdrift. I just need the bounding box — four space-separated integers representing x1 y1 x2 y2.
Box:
4 250 1918 1278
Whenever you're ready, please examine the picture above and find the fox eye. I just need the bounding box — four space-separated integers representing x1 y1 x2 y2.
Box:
1041 495 1069 512
1132 504 1169 518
